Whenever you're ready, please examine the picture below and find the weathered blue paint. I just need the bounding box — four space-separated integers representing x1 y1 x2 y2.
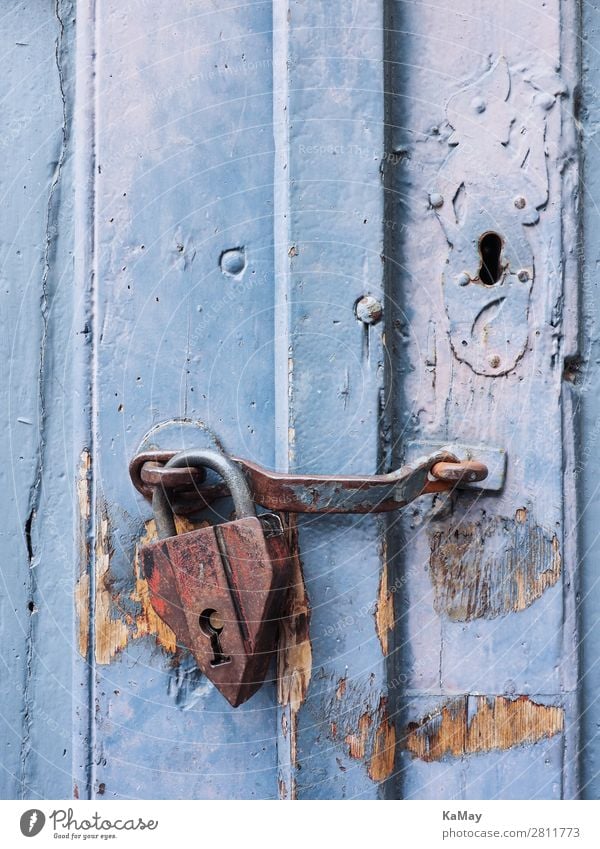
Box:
87 0 279 799
273 0 390 799
384 0 580 799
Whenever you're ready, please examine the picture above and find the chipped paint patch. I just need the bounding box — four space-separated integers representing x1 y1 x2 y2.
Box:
345 712 372 759
330 683 395 783
277 515 312 795
75 574 90 659
405 695 564 762
375 557 394 655
429 508 561 620
131 519 181 654
369 702 396 781
94 511 129 665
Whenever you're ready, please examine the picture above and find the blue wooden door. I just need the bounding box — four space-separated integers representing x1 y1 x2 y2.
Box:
1 0 596 800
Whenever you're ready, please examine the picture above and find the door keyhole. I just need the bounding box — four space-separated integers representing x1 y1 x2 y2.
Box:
199 609 231 667
478 232 503 285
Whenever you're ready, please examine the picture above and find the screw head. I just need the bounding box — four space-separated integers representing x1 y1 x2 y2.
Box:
489 354 501 369
517 268 530 282
514 196 527 210
471 96 486 113
355 295 383 325
429 192 444 209
457 272 470 287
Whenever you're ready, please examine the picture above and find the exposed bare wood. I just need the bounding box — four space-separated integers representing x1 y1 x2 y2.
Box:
369 703 396 782
277 515 312 781
336 677 347 700
375 555 394 655
81 516 206 664
429 508 561 621
345 713 373 760
94 511 129 665
75 573 90 660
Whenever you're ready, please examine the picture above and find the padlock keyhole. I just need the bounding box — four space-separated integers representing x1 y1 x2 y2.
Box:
199 609 231 667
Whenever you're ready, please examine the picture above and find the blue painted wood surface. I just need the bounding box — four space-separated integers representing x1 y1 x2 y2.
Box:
384 0 580 799
273 0 389 799
0 0 76 799
87 0 279 799
0 0 592 801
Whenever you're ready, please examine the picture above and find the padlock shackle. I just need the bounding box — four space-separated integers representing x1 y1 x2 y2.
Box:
152 448 257 539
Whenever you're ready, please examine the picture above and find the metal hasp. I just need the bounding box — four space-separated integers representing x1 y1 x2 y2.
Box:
130 449 489 516
134 447 488 707
139 450 292 707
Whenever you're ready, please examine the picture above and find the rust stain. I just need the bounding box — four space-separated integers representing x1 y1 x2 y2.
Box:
405 695 564 762
375 555 394 655
429 508 561 620
369 701 396 781
75 450 91 658
336 676 347 700
277 514 312 792
345 712 372 759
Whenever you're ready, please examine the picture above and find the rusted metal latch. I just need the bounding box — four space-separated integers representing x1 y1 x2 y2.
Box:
131 447 487 707
129 448 488 515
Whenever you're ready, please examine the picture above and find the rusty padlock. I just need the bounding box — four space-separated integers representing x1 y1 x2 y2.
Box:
140 449 291 707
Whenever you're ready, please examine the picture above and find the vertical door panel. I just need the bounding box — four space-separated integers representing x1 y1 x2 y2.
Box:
0 1 76 799
274 0 391 799
87 0 277 799
385 0 579 798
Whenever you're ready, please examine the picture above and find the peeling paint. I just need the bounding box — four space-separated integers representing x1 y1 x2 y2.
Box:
369 703 396 781
75 574 90 660
429 508 561 620
404 696 564 762
277 515 312 783
375 557 394 655
94 511 129 665
330 684 395 783
345 712 372 759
